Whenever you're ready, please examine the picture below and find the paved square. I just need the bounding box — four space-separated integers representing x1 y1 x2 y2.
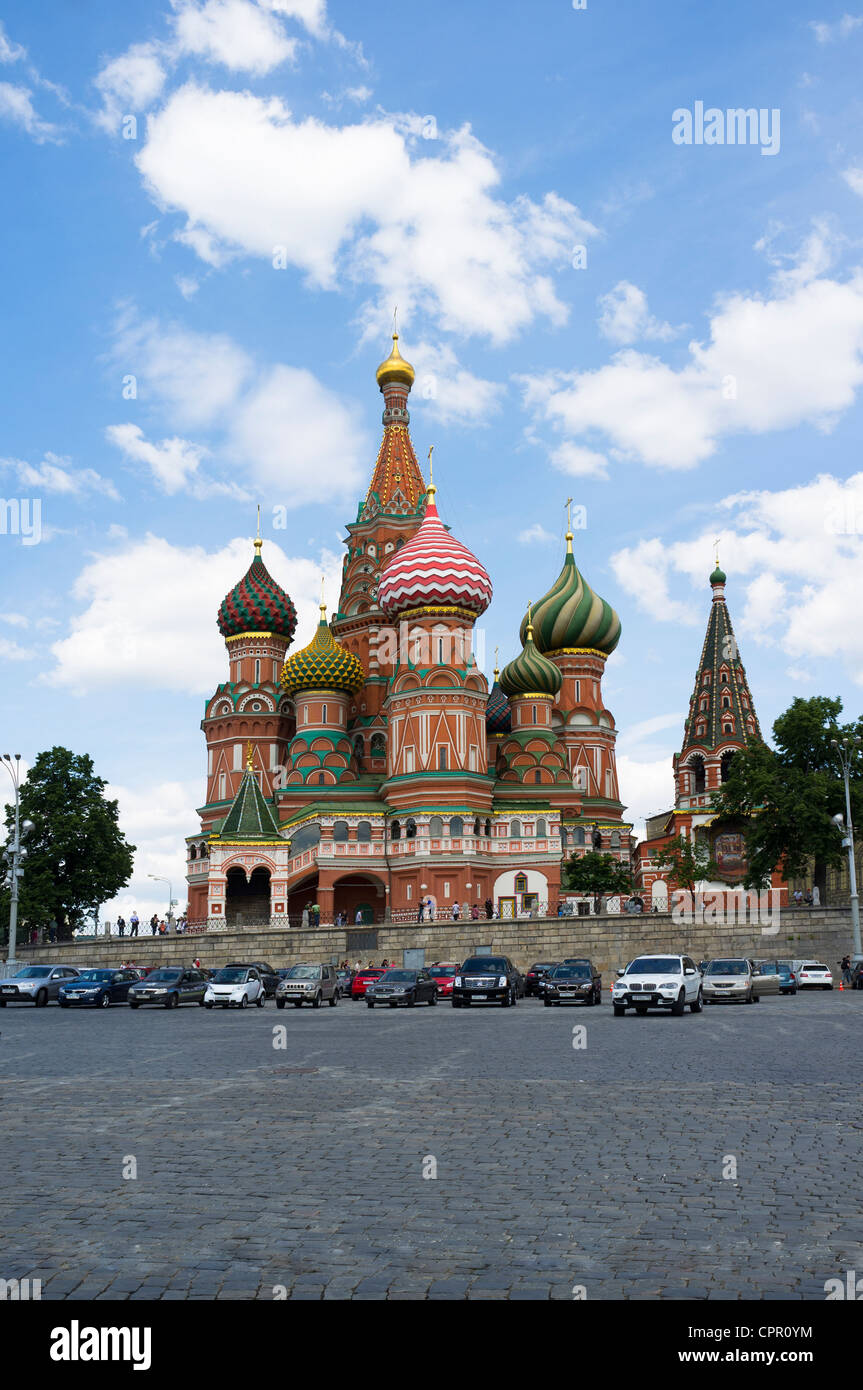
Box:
1 989 861 1299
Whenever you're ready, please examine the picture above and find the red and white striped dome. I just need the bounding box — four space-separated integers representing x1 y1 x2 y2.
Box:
378 490 492 618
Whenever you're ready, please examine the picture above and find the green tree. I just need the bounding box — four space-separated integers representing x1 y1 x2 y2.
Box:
562 850 632 910
0 747 135 941
654 834 721 897
711 696 862 899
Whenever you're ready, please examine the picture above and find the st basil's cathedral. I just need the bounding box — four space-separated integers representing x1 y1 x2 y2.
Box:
185 335 632 927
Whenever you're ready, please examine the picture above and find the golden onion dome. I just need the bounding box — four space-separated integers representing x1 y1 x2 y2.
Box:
376 332 415 389
281 608 365 696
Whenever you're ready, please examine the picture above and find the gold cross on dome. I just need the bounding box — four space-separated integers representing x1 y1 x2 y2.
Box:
565 497 573 531
714 537 721 567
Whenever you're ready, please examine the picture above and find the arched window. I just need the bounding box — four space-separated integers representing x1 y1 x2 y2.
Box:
429 816 444 837
722 695 730 708
690 756 706 794
357 821 371 842
353 735 364 764
370 732 386 759
702 671 711 686
510 819 522 838
333 820 349 842
189 844 197 860
484 818 492 837
317 772 325 785
515 874 528 893
720 751 736 783
449 816 463 837
390 819 401 840
534 770 542 783
473 816 481 835
290 823 321 853
610 830 620 849
200 843 208 859
574 827 585 846
405 817 417 839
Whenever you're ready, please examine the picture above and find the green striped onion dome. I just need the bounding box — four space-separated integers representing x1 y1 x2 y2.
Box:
281 610 365 695
218 548 297 642
710 564 727 585
519 544 621 655
499 626 562 699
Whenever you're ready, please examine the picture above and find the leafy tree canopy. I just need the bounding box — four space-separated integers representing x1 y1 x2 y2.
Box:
562 850 632 900
1 747 135 942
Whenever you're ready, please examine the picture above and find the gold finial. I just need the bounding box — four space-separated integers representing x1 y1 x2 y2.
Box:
525 601 534 641
427 444 436 497
565 497 574 552
245 741 254 772
393 304 398 337
254 504 263 555
319 574 327 619
714 537 720 568
494 644 500 680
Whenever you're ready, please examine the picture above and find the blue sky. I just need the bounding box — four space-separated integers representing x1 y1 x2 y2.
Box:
1 0 862 921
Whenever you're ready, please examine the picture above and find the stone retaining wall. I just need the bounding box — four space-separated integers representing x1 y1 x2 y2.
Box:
10 907 854 980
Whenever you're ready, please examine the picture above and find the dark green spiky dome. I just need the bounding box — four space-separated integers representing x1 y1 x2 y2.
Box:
520 541 621 656
499 626 562 699
218 544 297 642
281 610 365 695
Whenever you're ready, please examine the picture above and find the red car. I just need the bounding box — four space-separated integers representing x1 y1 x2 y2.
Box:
351 967 386 999
428 963 460 998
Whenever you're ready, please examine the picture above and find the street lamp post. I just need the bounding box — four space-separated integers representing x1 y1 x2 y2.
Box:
148 874 174 927
831 736 861 957
2 754 33 971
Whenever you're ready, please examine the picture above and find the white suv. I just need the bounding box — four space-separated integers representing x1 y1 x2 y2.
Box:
613 954 703 1016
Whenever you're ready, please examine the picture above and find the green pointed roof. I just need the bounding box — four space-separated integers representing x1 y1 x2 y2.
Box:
216 758 284 842
520 538 621 655
500 624 562 698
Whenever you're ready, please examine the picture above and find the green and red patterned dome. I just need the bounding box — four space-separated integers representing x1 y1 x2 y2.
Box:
281 608 365 695
218 541 298 643
486 670 512 733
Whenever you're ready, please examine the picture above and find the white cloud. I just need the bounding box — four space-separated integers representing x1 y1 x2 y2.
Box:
0 636 36 662
175 274 200 298
0 22 25 63
597 280 676 345
112 308 253 429
518 523 555 545
520 256 863 473
136 83 596 342
93 43 167 133
47 534 344 696
171 0 298 74
811 14 863 42
611 471 863 684
408 342 504 426
0 82 61 142
2 452 119 499
549 441 609 480
100 776 202 925
261 0 329 35
105 422 247 498
228 365 366 503
617 754 677 838
843 167 863 197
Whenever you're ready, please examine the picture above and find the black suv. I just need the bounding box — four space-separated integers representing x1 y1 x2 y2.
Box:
524 962 559 997
543 960 602 1006
452 956 523 1007
226 961 280 997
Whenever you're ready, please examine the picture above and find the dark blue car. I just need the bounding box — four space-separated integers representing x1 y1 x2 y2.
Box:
59 968 139 1008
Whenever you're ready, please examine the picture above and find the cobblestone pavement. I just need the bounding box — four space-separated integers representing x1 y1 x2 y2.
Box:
1 990 861 1299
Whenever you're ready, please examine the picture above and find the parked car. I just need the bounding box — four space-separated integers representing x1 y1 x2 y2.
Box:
776 961 798 995
749 960 783 998
452 956 522 1007
525 961 559 997
276 963 339 1008
428 963 460 998
350 967 386 999
128 968 208 1008
226 960 280 997
336 968 354 996
366 968 437 1008
543 960 602 1006
0 964 80 1006
58 968 139 1008
702 958 758 1004
612 955 703 1016
796 962 834 990
204 966 266 1009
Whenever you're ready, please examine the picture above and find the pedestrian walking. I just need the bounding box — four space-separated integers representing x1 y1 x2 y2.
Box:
129 910 139 937
355 908 363 925
471 903 480 920
840 955 853 985
150 914 158 935
484 897 493 919
451 902 460 921
117 915 126 937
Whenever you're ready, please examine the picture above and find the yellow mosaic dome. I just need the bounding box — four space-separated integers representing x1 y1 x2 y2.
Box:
281 609 365 695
